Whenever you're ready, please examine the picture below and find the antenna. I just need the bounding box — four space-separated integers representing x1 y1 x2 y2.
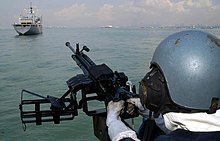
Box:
30 2 33 14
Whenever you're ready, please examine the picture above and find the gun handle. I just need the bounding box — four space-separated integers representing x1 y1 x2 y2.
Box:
121 102 139 119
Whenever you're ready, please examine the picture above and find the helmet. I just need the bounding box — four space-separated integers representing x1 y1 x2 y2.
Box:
149 30 220 112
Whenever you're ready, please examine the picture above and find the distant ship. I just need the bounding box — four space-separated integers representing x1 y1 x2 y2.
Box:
101 25 113 28
13 4 42 35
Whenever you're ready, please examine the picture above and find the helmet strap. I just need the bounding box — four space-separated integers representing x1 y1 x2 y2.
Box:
207 97 219 114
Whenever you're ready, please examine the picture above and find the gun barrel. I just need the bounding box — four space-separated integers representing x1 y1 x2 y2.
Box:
65 42 76 54
65 42 96 75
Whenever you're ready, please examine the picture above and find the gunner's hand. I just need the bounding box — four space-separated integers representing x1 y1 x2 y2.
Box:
106 100 125 126
127 98 145 111
127 98 149 117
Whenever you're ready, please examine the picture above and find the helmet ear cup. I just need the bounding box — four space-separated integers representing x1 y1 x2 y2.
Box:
140 67 167 116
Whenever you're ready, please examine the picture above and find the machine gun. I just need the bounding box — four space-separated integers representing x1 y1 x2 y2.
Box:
19 42 139 140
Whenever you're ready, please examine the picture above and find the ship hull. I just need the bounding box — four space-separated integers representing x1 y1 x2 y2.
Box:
13 24 42 35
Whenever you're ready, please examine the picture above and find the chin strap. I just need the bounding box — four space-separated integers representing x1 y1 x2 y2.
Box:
208 97 219 114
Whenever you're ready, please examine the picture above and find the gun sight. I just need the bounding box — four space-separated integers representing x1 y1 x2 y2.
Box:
82 46 90 52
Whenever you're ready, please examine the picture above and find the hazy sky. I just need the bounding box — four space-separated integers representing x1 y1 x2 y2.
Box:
1 0 220 28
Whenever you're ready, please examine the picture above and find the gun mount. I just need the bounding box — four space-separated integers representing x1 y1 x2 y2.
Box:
19 42 139 140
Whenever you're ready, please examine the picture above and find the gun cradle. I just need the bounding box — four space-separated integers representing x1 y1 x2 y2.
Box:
19 89 77 129
19 43 139 139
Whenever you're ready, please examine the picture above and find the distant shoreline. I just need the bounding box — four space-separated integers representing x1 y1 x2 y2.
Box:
1 24 220 30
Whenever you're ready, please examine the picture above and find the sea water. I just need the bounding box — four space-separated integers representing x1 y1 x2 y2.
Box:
0 27 219 141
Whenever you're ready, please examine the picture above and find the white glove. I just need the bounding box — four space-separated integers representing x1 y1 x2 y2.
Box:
106 100 125 127
106 100 140 141
127 98 145 111
127 98 149 118
127 99 169 134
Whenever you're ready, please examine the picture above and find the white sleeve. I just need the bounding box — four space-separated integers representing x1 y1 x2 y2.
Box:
106 101 140 141
107 120 140 141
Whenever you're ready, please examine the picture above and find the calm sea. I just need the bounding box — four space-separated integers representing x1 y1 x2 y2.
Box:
0 27 220 141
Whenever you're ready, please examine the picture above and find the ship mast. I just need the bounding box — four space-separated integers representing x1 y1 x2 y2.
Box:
30 2 33 14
